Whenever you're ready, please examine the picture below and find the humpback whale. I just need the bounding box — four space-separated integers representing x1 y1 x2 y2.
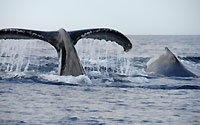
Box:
146 47 199 77
0 28 132 76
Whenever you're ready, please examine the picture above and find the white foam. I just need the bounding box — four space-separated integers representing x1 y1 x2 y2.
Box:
127 76 149 83
41 74 92 85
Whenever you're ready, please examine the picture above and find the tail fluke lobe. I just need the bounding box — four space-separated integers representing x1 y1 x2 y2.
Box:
69 28 132 52
0 28 61 51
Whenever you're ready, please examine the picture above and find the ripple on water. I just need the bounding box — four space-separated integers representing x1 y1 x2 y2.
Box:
0 119 26 125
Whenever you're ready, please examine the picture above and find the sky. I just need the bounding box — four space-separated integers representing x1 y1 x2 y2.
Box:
1 0 200 35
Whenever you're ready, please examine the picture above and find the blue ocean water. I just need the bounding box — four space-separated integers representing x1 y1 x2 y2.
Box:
0 35 200 124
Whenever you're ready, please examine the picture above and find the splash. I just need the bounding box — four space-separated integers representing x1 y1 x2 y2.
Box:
0 39 137 77
41 74 92 85
0 40 32 72
0 39 58 74
75 38 134 76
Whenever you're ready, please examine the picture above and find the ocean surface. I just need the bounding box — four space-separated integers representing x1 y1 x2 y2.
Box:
0 35 200 124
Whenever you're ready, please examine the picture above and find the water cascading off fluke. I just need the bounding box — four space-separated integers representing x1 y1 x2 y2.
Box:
0 40 32 73
0 40 58 74
75 39 132 76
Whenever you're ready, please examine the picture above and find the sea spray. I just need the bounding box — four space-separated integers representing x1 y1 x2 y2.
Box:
0 39 58 74
75 39 133 76
0 40 31 72
1 39 135 76
41 74 92 85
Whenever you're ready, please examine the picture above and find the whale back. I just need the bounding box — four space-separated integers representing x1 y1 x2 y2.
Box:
146 47 198 77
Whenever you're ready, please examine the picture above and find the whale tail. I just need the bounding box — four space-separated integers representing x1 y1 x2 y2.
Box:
0 28 132 76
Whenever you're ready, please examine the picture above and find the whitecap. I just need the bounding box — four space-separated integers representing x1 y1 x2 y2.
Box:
40 74 92 85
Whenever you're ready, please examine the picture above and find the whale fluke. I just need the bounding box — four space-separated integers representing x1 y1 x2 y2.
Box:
0 28 132 76
146 47 198 77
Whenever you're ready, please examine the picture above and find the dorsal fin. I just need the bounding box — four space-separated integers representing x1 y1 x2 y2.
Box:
164 47 179 63
165 47 175 56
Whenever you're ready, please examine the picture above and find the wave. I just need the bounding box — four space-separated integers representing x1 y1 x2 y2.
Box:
0 72 91 86
105 84 200 90
1 72 199 90
138 85 200 90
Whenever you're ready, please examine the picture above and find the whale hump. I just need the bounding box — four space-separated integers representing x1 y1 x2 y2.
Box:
69 28 132 52
147 47 198 77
